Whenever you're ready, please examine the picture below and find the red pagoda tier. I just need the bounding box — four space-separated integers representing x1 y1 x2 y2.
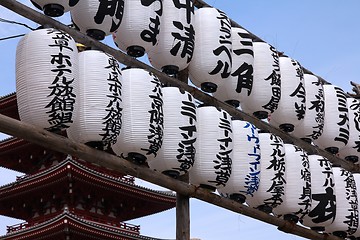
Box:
0 93 177 239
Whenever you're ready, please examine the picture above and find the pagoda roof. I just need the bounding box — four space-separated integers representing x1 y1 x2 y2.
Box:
0 136 67 173
0 93 18 120
0 92 66 173
2 209 165 240
0 156 176 221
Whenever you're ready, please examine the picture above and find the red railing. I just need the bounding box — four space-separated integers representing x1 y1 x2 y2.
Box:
75 210 140 234
7 222 29 233
7 212 140 235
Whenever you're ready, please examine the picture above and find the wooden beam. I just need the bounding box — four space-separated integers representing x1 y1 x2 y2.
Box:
1 0 357 174
0 113 343 240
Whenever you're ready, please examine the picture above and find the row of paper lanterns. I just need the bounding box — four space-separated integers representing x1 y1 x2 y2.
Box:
30 0 360 160
15 27 360 238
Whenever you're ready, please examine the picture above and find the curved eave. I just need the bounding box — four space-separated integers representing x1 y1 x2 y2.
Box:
0 93 19 120
0 156 175 201
0 137 66 173
0 156 176 220
1 211 164 240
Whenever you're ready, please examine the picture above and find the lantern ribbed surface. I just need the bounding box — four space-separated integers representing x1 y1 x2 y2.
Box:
71 0 124 40
246 132 286 213
189 106 233 191
240 42 281 119
147 0 194 75
148 87 197 178
292 74 324 142
350 173 360 238
218 120 260 203
16 28 78 132
66 50 122 149
113 0 162 57
314 85 349 154
325 168 358 238
213 27 254 108
112 68 163 164
338 98 360 163
301 155 336 230
269 57 306 133
30 0 77 17
188 8 232 93
273 144 311 222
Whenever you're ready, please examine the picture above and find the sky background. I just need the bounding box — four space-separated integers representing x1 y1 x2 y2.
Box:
1 1 360 239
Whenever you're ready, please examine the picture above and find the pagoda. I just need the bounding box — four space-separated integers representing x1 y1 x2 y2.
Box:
0 93 176 240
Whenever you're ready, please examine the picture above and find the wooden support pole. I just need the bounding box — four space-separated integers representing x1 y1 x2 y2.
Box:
1 0 356 173
0 113 343 240
176 174 190 240
176 69 190 240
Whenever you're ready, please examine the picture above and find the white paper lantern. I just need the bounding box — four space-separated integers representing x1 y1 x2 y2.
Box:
147 0 194 75
292 74 325 143
273 144 311 223
71 0 125 40
113 0 162 57
350 174 360 238
325 168 358 238
188 7 232 93
66 50 122 150
246 132 286 213
213 27 254 108
269 56 306 132
148 87 196 178
301 155 336 231
218 120 260 203
16 28 78 132
338 98 360 163
314 85 349 154
31 0 78 17
112 68 163 164
240 42 281 119
189 106 233 191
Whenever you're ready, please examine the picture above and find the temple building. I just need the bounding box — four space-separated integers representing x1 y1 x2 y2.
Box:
0 93 176 239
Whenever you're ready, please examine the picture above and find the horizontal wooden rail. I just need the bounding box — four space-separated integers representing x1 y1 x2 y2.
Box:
0 113 343 240
1 0 357 173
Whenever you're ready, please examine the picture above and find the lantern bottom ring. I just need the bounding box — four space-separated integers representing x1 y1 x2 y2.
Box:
257 204 273 214
345 155 359 163
324 147 339 155
279 123 295 133
162 170 180 179
283 214 299 223
309 226 325 232
253 111 268 120
332 231 347 239
85 141 105 151
225 100 240 108
200 82 217 93
126 46 145 58
86 29 106 41
199 184 216 192
162 65 179 77
301 137 312 144
43 3 64 17
229 193 246 204
122 152 147 165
